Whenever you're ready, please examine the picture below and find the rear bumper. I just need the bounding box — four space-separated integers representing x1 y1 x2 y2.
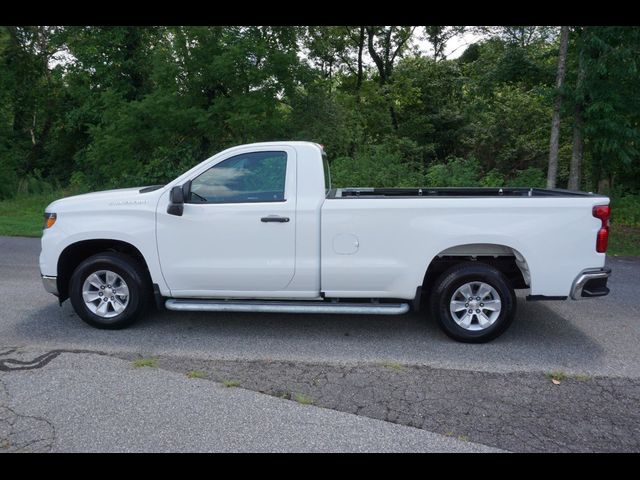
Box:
42 275 59 296
570 267 611 300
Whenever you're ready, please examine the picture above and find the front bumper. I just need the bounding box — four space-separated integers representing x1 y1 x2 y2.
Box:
570 267 611 300
42 275 59 296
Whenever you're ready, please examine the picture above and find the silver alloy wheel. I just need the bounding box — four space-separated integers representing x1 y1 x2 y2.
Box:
449 281 502 331
82 270 130 318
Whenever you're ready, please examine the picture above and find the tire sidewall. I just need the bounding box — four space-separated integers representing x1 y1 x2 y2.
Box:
432 265 516 343
70 253 147 329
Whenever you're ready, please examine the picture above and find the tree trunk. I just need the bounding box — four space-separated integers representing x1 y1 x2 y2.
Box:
597 178 610 195
546 26 570 188
568 48 587 191
568 102 584 190
366 27 387 85
356 26 364 92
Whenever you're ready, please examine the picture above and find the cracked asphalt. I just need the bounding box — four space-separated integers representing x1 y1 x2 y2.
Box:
1 236 640 452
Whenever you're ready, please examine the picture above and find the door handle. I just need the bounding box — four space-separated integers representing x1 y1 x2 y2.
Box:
261 215 290 223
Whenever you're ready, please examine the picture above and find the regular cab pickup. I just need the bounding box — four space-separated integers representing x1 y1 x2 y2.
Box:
40 141 612 342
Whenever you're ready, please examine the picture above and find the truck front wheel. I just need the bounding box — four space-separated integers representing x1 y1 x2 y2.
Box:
69 252 150 329
429 262 517 343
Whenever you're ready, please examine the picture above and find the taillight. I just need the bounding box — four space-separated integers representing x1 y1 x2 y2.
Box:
593 205 611 253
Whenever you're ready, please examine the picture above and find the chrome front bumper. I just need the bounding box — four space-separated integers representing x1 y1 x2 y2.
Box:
42 275 59 296
570 267 611 300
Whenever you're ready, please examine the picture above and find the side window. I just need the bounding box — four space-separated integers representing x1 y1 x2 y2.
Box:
189 151 287 204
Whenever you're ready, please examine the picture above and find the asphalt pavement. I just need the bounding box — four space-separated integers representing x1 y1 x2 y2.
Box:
1 236 639 452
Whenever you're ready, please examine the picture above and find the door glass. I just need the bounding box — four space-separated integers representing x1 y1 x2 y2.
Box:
189 151 287 203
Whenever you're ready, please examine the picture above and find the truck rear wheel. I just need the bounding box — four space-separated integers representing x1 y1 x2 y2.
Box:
69 252 150 329
429 262 516 343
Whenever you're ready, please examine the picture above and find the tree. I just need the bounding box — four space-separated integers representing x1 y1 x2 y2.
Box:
568 39 586 191
546 26 570 189
1 25 639 200
577 27 640 192
303 26 368 96
424 26 466 61
474 26 555 48
365 26 416 129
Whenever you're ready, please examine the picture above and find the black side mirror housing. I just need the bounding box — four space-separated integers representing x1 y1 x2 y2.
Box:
167 185 185 216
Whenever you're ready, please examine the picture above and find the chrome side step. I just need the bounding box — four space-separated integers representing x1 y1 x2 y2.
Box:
165 299 410 315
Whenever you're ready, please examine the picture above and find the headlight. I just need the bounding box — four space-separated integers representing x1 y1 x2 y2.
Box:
44 212 57 229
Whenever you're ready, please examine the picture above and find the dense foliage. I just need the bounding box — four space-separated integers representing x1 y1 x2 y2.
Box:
1 26 639 207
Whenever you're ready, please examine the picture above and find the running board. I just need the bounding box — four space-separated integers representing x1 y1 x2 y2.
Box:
165 299 410 315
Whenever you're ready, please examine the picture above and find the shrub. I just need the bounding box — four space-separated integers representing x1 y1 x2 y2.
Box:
15 170 59 197
480 169 506 187
426 157 482 187
506 167 546 188
611 194 640 226
330 143 425 188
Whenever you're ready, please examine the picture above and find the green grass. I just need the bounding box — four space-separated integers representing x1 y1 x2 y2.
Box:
132 358 157 368
546 371 593 382
186 370 206 379
1 192 639 256
293 393 314 405
608 224 640 256
381 361 406 371
222 379 241 388
545 371 567 382
0 191 68 237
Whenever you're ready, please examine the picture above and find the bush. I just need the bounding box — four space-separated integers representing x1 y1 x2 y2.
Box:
426 157 482 187
506 167 546 188
330 143 425 188
611 194 640 226
0 161 18 200
480 169 506 187
15 170 59 197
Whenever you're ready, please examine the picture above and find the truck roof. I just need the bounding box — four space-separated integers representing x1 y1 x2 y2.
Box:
222 140 323 150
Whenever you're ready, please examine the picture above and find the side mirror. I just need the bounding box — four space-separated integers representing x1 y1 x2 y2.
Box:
167 185 185 216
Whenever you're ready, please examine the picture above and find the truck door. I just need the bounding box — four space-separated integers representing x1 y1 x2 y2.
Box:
156 147 297 295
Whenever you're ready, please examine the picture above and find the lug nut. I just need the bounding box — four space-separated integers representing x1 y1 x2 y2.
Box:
480 303 484 307
103 297 108 302
468 309 473 313
465 303 469 307
476 296 480 300
476 309 480 313
98 292 103 296
100 285 105 289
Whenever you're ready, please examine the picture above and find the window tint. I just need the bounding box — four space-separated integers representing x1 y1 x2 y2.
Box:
189 151 287 203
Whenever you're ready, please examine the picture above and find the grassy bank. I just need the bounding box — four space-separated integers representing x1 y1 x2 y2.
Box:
0 192 65 238
1 192 639 256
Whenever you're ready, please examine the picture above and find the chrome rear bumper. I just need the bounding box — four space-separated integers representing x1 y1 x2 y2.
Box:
42 275 59 296
570 268 611 300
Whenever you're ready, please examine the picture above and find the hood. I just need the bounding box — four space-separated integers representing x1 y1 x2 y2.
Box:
45 186 162 213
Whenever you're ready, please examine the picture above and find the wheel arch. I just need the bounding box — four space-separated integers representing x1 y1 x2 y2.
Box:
417 243 531 310
57 239 152 302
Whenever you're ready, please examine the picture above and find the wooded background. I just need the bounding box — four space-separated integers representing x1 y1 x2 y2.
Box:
1 26 639 221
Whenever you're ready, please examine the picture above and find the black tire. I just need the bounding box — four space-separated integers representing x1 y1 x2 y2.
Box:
429 262 517 343
69 252 150 329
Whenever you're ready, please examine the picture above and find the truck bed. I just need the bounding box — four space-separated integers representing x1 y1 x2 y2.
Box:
329 187 604 198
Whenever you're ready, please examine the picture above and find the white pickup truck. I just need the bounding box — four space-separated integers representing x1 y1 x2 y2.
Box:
40 141 612 342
